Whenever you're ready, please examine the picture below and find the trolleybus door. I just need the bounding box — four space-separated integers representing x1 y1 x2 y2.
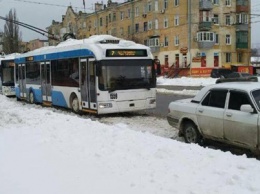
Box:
40 62 52 103
18 64 26 98
80 58 97 110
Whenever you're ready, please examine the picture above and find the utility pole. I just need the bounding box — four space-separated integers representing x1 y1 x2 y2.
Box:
188 0 192 76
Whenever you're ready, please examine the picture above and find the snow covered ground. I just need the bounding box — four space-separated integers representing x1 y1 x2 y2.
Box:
1 77 260 194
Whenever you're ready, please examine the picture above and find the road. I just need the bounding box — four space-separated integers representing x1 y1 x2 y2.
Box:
140 85 201 117
141 93 194 117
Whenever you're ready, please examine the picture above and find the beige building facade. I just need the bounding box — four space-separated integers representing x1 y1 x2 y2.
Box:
47 0 251 76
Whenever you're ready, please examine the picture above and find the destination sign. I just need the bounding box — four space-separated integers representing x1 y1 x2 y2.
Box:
26 56 34 61
106 49 147 57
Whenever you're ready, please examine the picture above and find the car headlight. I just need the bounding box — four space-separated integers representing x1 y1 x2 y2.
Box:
99 103 113 108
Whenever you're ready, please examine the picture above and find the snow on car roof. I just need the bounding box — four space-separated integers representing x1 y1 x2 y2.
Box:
192 82 260 102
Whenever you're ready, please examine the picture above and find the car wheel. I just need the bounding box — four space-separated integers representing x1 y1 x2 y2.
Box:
183 122 201 144
71 96 80 113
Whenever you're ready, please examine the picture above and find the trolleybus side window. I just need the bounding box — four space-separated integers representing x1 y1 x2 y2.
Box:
26 62 40 85
51 58 79 87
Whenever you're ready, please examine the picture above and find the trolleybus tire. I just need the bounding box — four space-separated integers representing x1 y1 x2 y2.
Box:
29 91 34 104
71 96 80 113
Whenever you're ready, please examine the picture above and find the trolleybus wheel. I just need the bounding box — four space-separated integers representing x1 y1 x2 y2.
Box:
29 92 34 104
71 96 80 113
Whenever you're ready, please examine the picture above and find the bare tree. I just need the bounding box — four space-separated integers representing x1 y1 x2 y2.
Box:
2 9 22 54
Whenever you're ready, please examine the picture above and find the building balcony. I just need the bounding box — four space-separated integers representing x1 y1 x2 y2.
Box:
150 46 160 53
236 5 249 12
197 41 215 49
199 0 213 10
199 21 212 31
236 24 248 31
236 42 248 49
236 0 249 12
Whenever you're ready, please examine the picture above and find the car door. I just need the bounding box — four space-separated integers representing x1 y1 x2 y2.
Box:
196 89 228 139
224 90 258 148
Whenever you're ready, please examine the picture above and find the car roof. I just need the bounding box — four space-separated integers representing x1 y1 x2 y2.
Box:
193 82 260 102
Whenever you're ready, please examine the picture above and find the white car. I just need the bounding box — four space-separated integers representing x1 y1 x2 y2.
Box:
167 81 260 155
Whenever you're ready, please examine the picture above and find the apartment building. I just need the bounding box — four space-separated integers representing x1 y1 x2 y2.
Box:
47 0 251 76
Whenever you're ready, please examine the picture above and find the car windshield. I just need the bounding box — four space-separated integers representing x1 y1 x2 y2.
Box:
252 89 260 110
98 59 156 92
2 61 15 86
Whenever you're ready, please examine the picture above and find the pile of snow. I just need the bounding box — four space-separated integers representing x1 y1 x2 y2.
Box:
1 92 260 194
157 76 217 86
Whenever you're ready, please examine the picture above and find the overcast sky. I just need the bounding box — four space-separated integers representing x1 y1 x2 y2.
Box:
0 0 260 47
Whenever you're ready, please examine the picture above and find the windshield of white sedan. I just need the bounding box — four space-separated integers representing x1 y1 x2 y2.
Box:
252 89 260 109
98 59 155 91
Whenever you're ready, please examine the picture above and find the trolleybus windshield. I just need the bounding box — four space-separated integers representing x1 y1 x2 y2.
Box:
2 61 15 86
98 59 156 92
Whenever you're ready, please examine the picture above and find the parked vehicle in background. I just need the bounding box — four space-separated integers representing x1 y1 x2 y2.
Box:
0 53 19 97
210 68 233 78
226 72 251 78
167 79 260 156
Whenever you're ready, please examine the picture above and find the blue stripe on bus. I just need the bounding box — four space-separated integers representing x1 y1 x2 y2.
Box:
15 87 20 97
31 89 42 103
15 49 95 63
52 91 68 108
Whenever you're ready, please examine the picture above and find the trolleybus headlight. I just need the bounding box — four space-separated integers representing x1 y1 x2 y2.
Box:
149 99 156 104
99 103 113 108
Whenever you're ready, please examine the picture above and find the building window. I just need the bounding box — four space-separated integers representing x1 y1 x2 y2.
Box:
164 36 169 47
148 38 159 47
236 13 248 24
155 0 158 11
174 0 179 6
113 13 116 21
174 15 179 26
226 34 231 45
144 22 148 31
120 12 124 20
148 21 152 30
174 35 179 46
225 0 231 6
226 52 231 62
215 34 219 44
237 52 243 63
108 14 111 23
128 25 131 35
213 14 219 24
120 27 124 36
225 15 231 25
197 32 215 42
213 0 219 5
164 18 168 28
164 0 168 9
135 7 139 16
148 1 152 12
165 55 169 66
135 23 139 33
155 19 158 29
128 9 131 18
99 17 103 26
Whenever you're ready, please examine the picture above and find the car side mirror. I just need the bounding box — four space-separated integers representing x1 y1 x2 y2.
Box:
240 104 254 113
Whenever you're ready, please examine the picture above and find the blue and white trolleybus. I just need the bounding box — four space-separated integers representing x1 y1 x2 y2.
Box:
14 35 156 114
